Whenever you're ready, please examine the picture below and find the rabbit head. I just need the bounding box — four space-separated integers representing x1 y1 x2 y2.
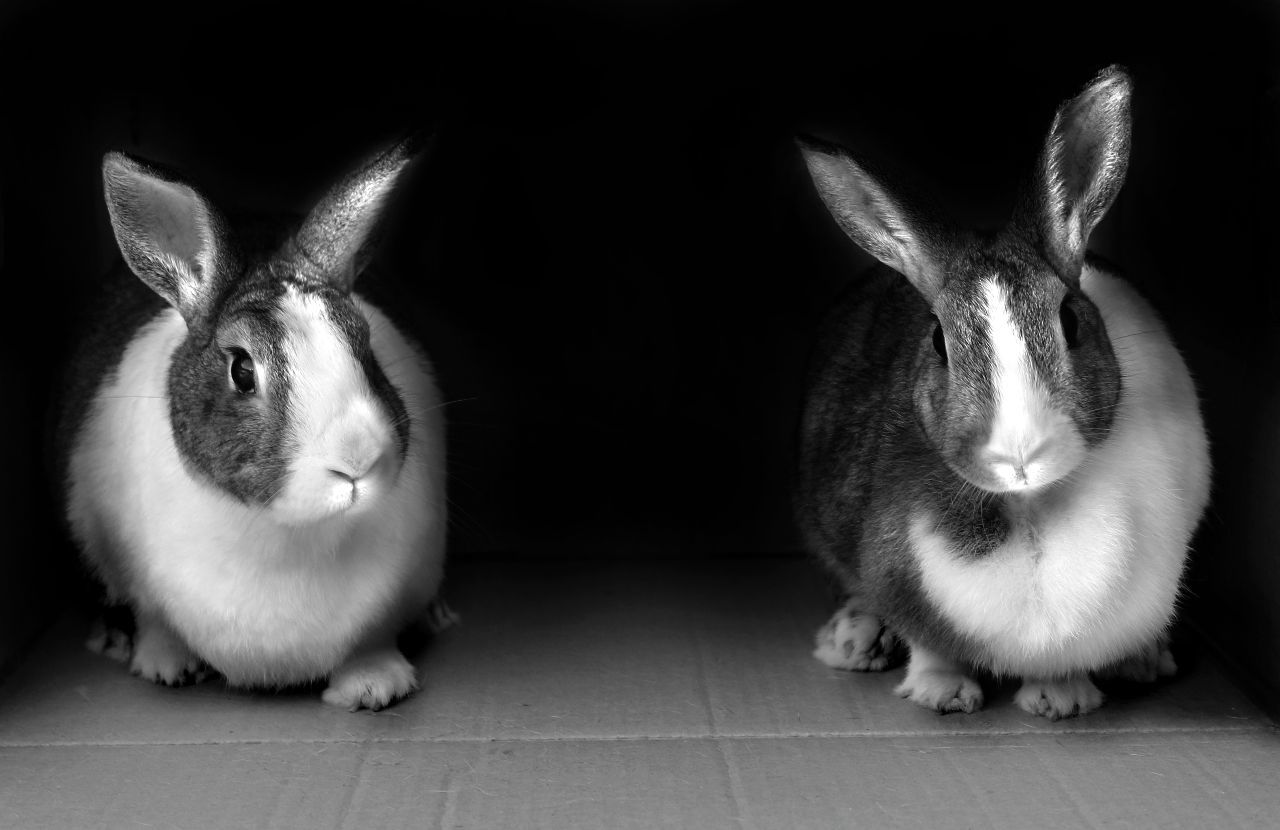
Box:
101 139 422 525
799 67 1132 494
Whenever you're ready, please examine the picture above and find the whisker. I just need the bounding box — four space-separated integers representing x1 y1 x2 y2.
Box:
1110 329 1161 341
423 397 481 415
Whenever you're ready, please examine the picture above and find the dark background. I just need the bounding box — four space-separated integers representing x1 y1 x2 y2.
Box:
3 2 1278 702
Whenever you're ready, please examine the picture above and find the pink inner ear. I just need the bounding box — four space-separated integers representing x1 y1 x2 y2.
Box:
1058 106 1111 203
1028 71 1130 280
104 156 224 316
133 178 210 267
1055 77 1129 217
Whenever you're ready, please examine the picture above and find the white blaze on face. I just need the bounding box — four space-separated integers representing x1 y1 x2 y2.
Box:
981 279 1083 491
271 286 399 524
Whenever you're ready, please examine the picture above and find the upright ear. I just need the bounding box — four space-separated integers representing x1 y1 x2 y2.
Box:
1018 65 1132 284
102 153 229 320
797 136 946 302
288 135 423 292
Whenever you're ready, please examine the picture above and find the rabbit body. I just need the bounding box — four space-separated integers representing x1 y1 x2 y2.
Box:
799 263 1207 680
62 140 446 709
796 67 1210 717
67 294 444 688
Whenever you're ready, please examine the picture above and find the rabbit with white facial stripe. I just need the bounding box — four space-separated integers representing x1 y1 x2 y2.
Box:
795 67 1210 719
60 138 448 710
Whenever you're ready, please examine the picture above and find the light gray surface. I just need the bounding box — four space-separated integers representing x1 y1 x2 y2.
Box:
1 558 1277 829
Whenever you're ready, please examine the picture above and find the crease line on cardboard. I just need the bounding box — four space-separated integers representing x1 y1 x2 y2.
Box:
0 723 1271 749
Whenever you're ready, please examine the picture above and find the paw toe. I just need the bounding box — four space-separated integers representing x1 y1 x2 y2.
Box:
130 655 205 687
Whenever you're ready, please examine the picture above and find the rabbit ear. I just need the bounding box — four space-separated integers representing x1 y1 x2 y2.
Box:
1019 66 1132 284
288 136 422 292
102 153 229 320
797 137 946 302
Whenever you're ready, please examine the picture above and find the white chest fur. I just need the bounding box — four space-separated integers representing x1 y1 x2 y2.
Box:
909 269 1210 677
67 300 446 686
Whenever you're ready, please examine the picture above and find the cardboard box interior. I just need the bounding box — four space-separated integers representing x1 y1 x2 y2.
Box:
2 1 1279 826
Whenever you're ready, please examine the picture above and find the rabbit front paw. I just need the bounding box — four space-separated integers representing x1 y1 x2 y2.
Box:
322 648 418 712
894 643 983 713
86 617 133 664
130 621 207 686
813 606 898 671
424 598 461 634
896 672 984 713
1015 676 1104 720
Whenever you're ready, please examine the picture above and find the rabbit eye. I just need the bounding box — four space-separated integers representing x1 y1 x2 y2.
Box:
1060 302 1080 349
932 318 947 362
229 350 256 394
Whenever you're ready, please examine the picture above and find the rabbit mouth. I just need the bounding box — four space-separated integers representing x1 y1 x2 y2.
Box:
325 466 390 510
266 456 398 525
984 446 1054 491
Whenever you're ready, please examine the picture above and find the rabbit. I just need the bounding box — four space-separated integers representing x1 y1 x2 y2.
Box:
59 137 449 711
794 66 1210 719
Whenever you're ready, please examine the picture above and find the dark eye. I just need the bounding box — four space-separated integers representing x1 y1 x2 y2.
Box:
229 350 256 394
1060 301 1080 349
932 318 947 362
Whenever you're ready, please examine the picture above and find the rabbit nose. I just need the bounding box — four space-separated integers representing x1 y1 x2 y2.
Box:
983 440 1050 482
328 449 389 484
985 437 1049 465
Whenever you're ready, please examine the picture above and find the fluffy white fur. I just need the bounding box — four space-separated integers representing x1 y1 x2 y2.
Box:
66 295 446 692
910 265 1210 679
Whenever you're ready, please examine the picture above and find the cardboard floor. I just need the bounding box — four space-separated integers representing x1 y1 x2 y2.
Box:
1 557 1277 829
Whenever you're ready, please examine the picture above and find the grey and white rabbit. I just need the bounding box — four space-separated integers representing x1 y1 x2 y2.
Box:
794 67 1210 719
61 138 448 710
